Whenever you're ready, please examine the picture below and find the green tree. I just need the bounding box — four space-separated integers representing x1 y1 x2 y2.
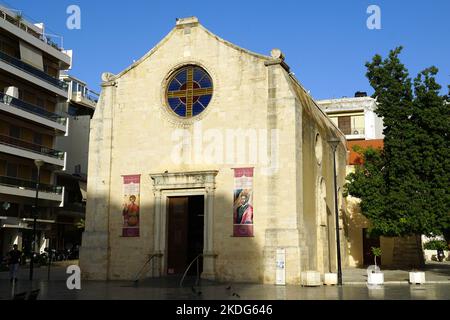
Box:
345 47 450 242
345 146 386 235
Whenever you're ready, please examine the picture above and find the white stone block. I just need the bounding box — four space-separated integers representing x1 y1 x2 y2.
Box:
324 273 338 285
301 271 321 287
367 272 384 285
409 272 426 284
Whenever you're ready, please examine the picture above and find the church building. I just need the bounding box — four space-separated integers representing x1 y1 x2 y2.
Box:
80 17 348 284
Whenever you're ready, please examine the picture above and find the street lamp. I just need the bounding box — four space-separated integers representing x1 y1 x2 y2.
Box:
328 137 342 286
29 159 44 281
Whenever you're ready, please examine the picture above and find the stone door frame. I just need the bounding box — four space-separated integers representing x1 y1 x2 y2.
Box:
150 170 218 280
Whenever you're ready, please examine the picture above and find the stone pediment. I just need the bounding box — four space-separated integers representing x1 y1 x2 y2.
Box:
112 17 270 81
150 170 218 190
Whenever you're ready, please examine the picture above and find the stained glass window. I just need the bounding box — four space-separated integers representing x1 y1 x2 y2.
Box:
166 66 213 118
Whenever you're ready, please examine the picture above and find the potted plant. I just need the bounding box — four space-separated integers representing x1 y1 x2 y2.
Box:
372 246 382 268
367 247 384 285
14 13 23 27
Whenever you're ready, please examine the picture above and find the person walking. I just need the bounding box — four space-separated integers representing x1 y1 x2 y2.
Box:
7 244 22 283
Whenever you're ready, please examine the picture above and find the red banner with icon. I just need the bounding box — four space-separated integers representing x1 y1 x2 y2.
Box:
122 175 140 237
233 168 254 237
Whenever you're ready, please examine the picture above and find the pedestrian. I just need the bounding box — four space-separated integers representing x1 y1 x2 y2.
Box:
7 244 22 283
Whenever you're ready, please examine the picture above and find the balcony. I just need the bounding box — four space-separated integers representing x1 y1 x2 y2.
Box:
0 134 65 167
0 175 63 203
0 175 62 193
0 6 70 67
72 91 98 109
0 51 68 96
58 203 86 217
0 92 67 132
0 8 63 51
342 127 366 140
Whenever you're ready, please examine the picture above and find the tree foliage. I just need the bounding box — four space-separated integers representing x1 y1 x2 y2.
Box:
345 47 450 238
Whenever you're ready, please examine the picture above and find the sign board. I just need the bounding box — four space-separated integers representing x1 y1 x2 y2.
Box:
276 248 286 285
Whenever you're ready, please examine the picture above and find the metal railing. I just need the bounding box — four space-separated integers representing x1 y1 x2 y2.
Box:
0 92 67 126
86 92 99 103
133 253 162 283
0 51 68 91
0 175 63 194
179 254 203 288
0 134 65 160
60 203 85 213
73 90 98 104
343 127 365 136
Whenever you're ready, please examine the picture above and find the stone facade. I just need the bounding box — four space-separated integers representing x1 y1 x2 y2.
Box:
80 17 348 284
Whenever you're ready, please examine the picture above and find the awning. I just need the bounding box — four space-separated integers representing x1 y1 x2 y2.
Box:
19 41 44 70
79 181 87 202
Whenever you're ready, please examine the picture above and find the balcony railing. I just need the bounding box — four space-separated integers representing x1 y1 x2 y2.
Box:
73 91 98 105
0 134 65 160
86 92 99 103
348 127 365 135
0 175 63 194
0 8 64 51
0 92 67 126
0 51 68 91
340 127 366 136
61 203 86 213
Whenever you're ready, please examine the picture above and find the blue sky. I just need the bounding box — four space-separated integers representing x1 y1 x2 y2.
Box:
5 0 449 99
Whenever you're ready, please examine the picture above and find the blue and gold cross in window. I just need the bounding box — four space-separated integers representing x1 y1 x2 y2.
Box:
166 66 213 118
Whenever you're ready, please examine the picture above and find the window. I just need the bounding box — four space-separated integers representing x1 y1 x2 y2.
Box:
315 133 323 165
351 115 365 135
31 167 37 182
338 116 351 135
72 81 78 93
166 65 213 118
332 114 365 136
44 64 57 77
0 159 6 175
9 125 21 138
6 163 18 177
33 133 43 145
36 97 45 108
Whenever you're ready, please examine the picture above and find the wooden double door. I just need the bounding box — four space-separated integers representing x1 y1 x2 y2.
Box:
167 196 204 275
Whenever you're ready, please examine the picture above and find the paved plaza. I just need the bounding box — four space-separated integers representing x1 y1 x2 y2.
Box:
0 261 449 300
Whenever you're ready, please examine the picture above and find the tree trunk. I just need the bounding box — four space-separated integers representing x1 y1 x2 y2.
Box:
415 234 425 269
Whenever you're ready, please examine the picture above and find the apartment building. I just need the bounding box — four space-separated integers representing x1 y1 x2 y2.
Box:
54 73 97 252
0 5 70 259
317 92 384 165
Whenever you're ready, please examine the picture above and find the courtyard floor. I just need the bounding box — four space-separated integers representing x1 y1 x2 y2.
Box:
0 261 449 300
